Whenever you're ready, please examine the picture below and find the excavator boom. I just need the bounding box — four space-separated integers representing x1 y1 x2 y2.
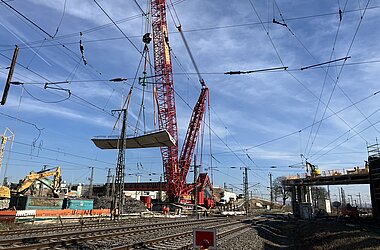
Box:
16 166 62 197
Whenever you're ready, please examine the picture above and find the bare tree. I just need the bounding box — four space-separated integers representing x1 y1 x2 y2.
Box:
273 176 290 206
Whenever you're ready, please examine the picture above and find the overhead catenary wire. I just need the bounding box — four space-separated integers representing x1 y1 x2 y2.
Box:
0 0 54 38
247 0 367 161
52 0 67 38
272 0 380 159
300 56 351 71
304 0 349 158
0 1 122 106
93 0 142 55
1 3 380 51
165 2 269 182
1 0 378 182
214 88 380 154
305 0 372 158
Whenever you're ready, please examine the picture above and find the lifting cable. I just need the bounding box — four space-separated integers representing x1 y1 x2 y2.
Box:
135 36 151 136
135 2 152 135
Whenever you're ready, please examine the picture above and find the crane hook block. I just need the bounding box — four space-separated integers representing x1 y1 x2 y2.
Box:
143 33 152 44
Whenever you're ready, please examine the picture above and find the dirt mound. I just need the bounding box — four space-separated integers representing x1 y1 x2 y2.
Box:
93 196 147 213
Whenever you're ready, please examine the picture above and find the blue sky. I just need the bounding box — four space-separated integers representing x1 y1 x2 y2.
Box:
0 0 379 202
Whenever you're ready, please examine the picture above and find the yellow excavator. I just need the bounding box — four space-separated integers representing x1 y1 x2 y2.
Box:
14 166 62 197
306 161 321 178
0 186 11 209
0 166 62 209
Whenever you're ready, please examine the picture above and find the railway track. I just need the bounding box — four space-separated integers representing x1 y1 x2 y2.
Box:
0 217 177 239
0 217 231 250
130 220 253 250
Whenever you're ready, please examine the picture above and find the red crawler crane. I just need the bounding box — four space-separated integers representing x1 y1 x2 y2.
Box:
151 0 212 205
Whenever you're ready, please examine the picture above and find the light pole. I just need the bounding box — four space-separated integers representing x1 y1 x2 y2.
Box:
356 193 362 208
347 194 353 205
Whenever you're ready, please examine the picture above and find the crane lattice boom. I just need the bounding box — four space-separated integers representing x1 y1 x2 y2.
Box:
151 0 211 202
179 81 209 195
151 0 179 200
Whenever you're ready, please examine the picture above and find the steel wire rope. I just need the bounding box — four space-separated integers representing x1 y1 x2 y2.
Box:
9 149 151 174
272 0 380 154
93 0 142 55
248 0 285 66
309 105 380 159
12 140 115 166
0 0 54 38
5 162 89 171
272 0 358 157
0 111 43 132
9 150 110 170
247 0 322 173
3 3 380 50
165 3 263 182
0 52 114 116
51 0 67 38
0 9 115 108
166 0 219 183
0 0 187 49
2 58 380 83
164 5 266 182
310 108 380 162
305 0 372 158
0 0 125 103
0 51 146 136
311 117 380 163
214 88 380 154
304 0 358 157
287 71 367 143
247 0 360 149
172 86 267 182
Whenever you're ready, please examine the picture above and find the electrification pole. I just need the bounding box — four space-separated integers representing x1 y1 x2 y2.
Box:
88 166 94 198
269 172 273 208
113 109 127 219
1 46 19 105
106 168 112 197
243 167 249 215
159 174 163 202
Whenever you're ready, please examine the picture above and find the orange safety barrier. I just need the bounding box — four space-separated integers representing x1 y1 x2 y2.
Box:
0 209 17 223
34 209 111 217
36 209 71 217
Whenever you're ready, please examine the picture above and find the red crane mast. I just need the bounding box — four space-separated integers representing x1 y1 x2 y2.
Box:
151 0 210 202
151 0 179 201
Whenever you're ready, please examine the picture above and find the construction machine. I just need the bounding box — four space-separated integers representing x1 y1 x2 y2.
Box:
14 166 62 198
0 185 10 209
151 0 214 207
306 161 321 178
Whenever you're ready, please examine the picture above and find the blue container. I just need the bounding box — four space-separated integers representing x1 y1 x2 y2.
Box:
66 199 94 210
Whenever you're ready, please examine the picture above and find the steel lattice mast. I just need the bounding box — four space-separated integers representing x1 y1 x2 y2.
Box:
151 0 179 201
179 81 209 193
113 109 127 218
151 0 211 202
